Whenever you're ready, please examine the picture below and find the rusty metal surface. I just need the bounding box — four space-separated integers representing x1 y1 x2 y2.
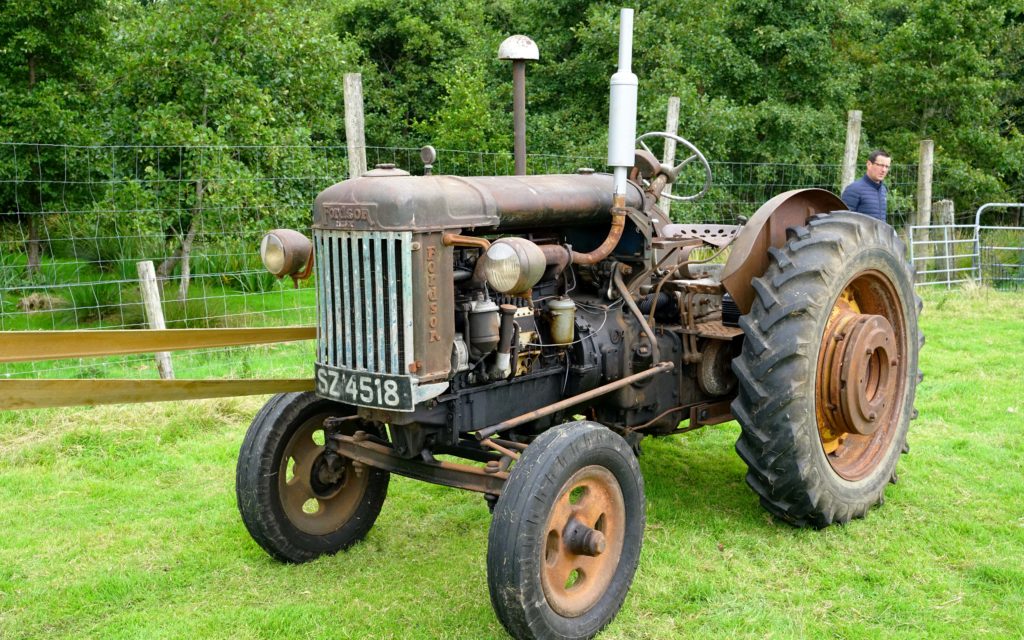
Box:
442 233 491 250
314 174 645 232
474 361 675 440
720 189 846 313
541 465 625 617
688 399 734 427
411 232 456 382
512 60 528 176
814 272 907 480
693 321 744 340
329 433 509 495
278 407 369 536
0 326 315 364
0 378 314 410
571 210 627 266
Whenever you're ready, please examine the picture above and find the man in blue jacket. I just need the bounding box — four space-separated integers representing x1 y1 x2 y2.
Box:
841 150 891 223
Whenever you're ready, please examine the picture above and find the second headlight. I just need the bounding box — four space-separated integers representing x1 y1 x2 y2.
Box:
482 237 546 294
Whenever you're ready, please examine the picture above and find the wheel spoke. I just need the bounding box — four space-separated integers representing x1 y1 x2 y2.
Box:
574 554 603 583
288 431 320 483
282 475 313 511
544 548 578 592
574 482 611 526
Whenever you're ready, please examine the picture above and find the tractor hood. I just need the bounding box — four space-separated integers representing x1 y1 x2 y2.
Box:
313 172 645 233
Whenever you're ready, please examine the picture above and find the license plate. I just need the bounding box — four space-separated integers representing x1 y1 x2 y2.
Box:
315 364 415 411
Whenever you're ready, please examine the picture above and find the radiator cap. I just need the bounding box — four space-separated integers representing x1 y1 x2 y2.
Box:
365 163 411 177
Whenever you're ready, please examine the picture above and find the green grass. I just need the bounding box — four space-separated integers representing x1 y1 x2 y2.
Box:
1 287 1022 639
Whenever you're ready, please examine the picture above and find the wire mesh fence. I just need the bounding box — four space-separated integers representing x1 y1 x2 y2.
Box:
0 141 960 381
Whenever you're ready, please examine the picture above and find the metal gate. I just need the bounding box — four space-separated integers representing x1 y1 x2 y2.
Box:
909 203 1024 289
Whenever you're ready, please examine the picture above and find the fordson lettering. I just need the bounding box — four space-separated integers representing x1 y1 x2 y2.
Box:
426 245 441 342
322 203 374 228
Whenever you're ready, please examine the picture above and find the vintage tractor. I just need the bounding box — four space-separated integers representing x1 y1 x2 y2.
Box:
236 10 920 640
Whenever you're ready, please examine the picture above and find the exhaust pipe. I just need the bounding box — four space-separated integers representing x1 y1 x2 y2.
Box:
607 8 638 208
499 36 540 176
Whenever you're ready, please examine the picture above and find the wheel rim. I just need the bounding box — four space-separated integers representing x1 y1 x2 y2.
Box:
278 415 368 535
540 465 626 617
815 270 908 481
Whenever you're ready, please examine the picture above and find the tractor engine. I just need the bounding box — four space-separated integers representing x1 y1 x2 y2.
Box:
266 160 739 460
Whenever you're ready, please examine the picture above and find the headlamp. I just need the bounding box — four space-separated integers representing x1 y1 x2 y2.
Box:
259 229 312 278
482 237 546 294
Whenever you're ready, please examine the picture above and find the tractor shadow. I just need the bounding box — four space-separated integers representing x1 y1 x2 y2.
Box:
638 423 775 532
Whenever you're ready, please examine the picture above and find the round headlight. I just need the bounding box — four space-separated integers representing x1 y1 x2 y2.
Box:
482 237 546 294
260 229 312 278
260 233 286 275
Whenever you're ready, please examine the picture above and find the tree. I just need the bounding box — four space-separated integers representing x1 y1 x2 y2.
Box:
334 0 510 153
101 0 359 298
0 0 106 275
864 0 1021 213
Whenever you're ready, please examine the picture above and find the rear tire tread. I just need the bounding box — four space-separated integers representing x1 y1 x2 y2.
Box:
731 212 922 528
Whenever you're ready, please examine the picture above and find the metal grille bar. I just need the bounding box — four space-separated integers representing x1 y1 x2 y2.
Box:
315 230 414 374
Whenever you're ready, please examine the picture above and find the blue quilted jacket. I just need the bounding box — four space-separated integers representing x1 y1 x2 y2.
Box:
840 176 888 222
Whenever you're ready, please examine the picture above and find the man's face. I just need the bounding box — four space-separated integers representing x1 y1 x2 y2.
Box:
866 156 891 183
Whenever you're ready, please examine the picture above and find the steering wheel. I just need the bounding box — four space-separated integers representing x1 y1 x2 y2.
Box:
635 131 713 202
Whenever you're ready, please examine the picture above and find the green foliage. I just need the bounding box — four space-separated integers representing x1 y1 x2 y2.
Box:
334 0 509 149
1 0 1023 277
0 0 106 140
866 0 1021 207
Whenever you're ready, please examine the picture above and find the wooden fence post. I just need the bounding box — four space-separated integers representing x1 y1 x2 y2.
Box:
344 73 367 179
841 110 862 191
914 139 935 268
934 199 955 287
916 140 934 227
661 96 680 207
137 260 174 380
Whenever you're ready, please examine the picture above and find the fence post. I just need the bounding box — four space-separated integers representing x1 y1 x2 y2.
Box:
344 73 367 179
841 110 861 191
137 260 174 380
661 96 680 208
916 140 934 227
934 199 954 288
914 139 935 269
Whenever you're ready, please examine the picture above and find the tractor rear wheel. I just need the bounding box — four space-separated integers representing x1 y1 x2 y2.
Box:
236 392 389 562
487 421 645 640
732 212 921 527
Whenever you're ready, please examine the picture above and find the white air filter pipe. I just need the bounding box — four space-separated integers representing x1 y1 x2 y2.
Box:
607 8 638 204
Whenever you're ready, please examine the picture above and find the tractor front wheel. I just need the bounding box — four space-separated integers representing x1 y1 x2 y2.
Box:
487 422 645 640
236 392 389 562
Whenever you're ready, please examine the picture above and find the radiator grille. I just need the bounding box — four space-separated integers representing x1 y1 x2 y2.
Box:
314 229 414 375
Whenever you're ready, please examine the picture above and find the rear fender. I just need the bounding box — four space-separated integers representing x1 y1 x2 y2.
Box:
720 188 846 314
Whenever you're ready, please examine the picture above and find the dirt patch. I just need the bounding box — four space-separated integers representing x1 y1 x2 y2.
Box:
16 293 68 313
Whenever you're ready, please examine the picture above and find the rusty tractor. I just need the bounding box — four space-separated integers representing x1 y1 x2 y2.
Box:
236 10 920 640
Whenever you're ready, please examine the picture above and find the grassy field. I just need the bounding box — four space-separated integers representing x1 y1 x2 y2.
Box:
1 286 1022 639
